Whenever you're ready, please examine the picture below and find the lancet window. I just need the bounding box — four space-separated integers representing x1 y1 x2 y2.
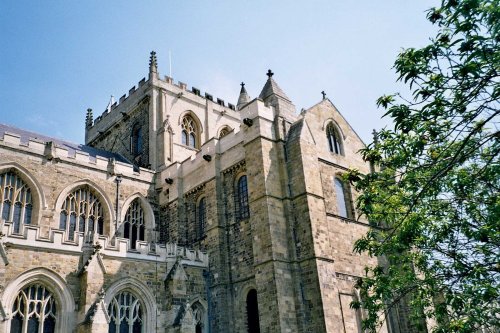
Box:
131 124 143 156
197 197 206 239
108 291 143 333
0 171 33 234
246 289 260 333
59 186 104 241
236 175 250 220
10 284 57 333
335 178 350 218
326 123 343 155
123 199 145 249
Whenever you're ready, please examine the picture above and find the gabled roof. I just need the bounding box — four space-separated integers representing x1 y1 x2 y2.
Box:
303 98 366 146
0 123 131 164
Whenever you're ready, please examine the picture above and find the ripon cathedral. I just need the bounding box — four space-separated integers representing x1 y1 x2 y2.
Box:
0 52 407 333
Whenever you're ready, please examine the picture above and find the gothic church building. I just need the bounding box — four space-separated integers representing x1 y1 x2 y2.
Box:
0 52 395 333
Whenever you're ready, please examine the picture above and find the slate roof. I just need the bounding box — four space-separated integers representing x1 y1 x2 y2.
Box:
0 123 131 164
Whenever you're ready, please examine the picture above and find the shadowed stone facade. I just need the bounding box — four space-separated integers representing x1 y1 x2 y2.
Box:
0 52 403 332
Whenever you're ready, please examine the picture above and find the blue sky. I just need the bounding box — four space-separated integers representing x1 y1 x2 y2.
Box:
0 0 438 144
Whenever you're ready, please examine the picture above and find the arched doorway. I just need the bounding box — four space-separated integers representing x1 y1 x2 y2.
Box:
246 289 260 333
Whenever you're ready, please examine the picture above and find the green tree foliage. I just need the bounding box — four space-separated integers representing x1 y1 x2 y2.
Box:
347 1 499 332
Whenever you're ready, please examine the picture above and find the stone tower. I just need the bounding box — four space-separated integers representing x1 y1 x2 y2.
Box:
0 52 401 333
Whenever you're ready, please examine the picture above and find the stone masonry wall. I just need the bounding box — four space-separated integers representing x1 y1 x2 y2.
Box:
89 98 151 169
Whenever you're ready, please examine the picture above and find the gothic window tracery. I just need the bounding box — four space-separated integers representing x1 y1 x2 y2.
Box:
123 199 145 249
0 171 33 234
108 291 143 333
326 122 343 155
59 186 104 241
191 302 205 333
181 115 198 148
236 175 250 220
10 284 57 333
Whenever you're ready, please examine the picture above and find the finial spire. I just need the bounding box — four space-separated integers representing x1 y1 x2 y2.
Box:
85 108 93 128
266 69 274 78
149 51 158 74
237 81 251 110
106 95 116 113
321 91 326 100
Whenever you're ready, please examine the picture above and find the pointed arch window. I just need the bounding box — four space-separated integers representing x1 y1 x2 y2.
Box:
131 124 143 156
236 175 250 220
123 199 145 249
218 126 231 139
10 284 57 333
181 115 198 148
0 171 33 234
246 289 261 333
326 123 343 155
191 302 205 333
59 186 104 241
335 178 350 218
197 197 206 239
108 291 143 333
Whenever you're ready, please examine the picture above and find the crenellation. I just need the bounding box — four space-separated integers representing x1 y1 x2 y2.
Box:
74 150 90 162
1 222 207 267
2 131 21 145
0 137 154 180
119 94 126 103
191 87 201 96
129 86 136 95
26 138 46 152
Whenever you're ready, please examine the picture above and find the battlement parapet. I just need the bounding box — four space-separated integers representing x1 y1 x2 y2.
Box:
1 222 207 266
157 75 239 115
0 131 154 180
85 77 149 144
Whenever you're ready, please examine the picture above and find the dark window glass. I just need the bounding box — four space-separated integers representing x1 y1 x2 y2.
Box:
198 197 206 238
326 123 342 154
131 125 143 156
335 178 349 218
123 199 145 249
10 284 56 333
246 289 260 333
237 176 250 220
